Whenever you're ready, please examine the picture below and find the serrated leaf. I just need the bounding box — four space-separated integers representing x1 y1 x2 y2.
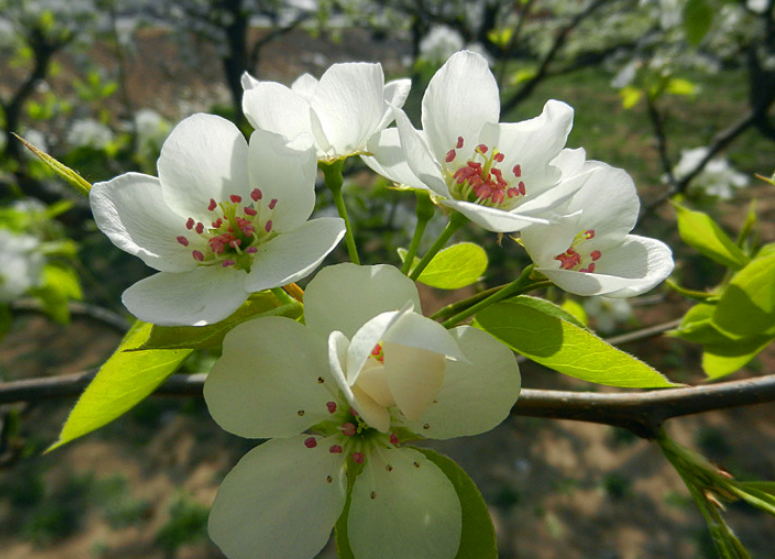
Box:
415 242 488 290
48 321 192 451
475 299 678 388
712 252 775 339
674 203 749 270
415 448 498 559
683 0 714 46
136 292 294 350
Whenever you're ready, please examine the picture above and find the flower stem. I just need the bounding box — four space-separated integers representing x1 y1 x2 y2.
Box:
271 287 295 306
409 211 468 281
321 160 360 265
440 265 551 328
401 191 436 275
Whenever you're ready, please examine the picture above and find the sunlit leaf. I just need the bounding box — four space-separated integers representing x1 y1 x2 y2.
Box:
561 298 588 327
702 335 773 379
47 321 192 451
665 77 697 96
413 242 488 290
475 298 678 388
620 86 643 109
12 133 92 196
674 203 749 270
712 252 775 339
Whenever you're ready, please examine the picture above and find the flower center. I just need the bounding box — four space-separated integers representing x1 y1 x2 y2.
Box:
175 188 278 272
444 136 525 208
554 229 601 273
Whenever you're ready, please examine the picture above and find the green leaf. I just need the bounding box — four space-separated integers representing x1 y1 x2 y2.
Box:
665 279 719 302
712 252 775 339
665 77 697 96
415 448 498 559
674 203 749 270
29 263 83 324
414 242 488 290
561 298 588 327
47 321 192 451
702 335 773 379
475 298 678 388
620 86 643 109
683 0 714 46
12 133 92 196
670 303 728 345
136 292 293 350
516 295 589 330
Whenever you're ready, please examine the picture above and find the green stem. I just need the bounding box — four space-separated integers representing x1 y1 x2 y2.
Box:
270 287 295 306
401 191 436 275
440 265 551 328
322 160 360 265
409 211 468 281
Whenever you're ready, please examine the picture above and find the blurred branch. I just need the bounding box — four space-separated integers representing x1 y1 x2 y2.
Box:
10 299 131 332
2 369 774 441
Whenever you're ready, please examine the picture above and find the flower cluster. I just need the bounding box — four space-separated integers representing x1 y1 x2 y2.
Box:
87 48 676 559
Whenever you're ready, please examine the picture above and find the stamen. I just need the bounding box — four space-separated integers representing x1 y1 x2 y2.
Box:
476 144 488 154
264 220 273 233
244 206 257 216
268 199 278 210
445 149 456 163
212 218 223 228
176 236 189 247
251 188 262 201
304 437 317 449
208 199 217 211
230 195 242 203
591 250 601 261
186 218 195 230
390 433 399 445
329 445 343 454
341 423 356 437
222 259 235 267
513 164 522 177
246 247 258 254
326 401 337 414
195 222 205 234
352 452 364 464
192 250 204 261
456 136 464 149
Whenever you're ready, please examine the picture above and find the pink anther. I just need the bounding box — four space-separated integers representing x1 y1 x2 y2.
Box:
251 188 263 201
329 445 343 454
304 437 317 449
445 149 456 163
326 401 337 414
192 250 204 261
186 217 195 230
176 236 189 247
208 199 217 211
244 206 257 216
456 136 464 149
352 452 365 464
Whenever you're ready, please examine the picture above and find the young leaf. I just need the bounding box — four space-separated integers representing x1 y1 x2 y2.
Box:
415 448 498 559
673 203 749 271
670 303 728 345
12 133 92 196
712 252 775 339
29 263 83 324
415 242 488 290
47 321 192 451
683 0 714 46
702 335 773 379
475 299 678 388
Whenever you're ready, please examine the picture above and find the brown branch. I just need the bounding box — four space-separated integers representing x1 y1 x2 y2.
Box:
3 368 775 440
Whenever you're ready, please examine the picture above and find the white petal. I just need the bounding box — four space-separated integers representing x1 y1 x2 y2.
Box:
90 173 195 273
157 114 249 222
521 211 582 264
400 326 521 439
311 62 385 156
247 129 317 231
304 263 421 340
209 435 347 559
376 78 412 130
421 51 499 164
291 73 319 102
362 128 430 191
393 108 450 197
442 199 549 233
242 81 314 140
349 446 461 559
355 361 395 408
383 342 446 420
595 235 675 297
347 309 405 385
121 266 249 326
240 71 260 90
328 330 391 432
243 217 345 293
204 317 331 439
383 311 465 360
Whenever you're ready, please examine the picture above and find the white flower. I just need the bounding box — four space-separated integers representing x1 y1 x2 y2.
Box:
241 62 411 162
419 25 465 64
133 108 171 152
583 296 633 333
673 147 749 200
204 263 521 559
364 50 577 233
90 113 346 326
0 229 45 303
67 118 114 150
521 149 674 297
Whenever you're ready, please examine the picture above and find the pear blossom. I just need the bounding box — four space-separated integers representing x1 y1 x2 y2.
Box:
241 62 411 162
583 296 634 333
520 149 674 297
0 229 44 303
89 113 345 326
673 147 749 200
204 263 521 559
363 50 578 233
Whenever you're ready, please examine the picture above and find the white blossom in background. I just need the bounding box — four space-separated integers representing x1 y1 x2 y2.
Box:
0 230 45 303
242 62 411 162
583 296 633 333
204 263 521 559
67 118 114 150
419 25 465 64
521 149 674 297
89 113 345 326
365 50 577 233
673 147 749 200
133 108 171 157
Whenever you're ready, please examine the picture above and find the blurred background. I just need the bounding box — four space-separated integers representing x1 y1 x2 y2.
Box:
1 1 775 557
